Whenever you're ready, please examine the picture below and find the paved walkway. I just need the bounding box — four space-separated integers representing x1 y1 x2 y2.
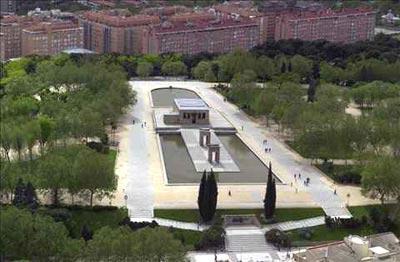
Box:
197 85 352 218
116 85 154 218
262 216 325 233
130 217 210 231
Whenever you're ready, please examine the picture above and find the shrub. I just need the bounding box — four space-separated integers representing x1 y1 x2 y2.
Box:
119 216 158 231
297 228 313 240
86 141 109 154
195 216 225 251
43 208 72 222
265 229 291 248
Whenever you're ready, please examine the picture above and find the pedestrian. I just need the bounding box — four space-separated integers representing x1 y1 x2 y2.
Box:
269 148 271 152
228 190 231 197
294 174 297 179
307 177 310 184
144 121 147 127
241 125 244 131
299 173 301 179
334 189 337 195
265 148 268 153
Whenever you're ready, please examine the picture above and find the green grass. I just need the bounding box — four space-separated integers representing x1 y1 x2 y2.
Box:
288 224 376 244
287 204 400 244
154 208 325 224
66 208 128 238
107 149 117 164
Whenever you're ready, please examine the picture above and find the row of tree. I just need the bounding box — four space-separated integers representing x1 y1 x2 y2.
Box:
197 165 277 222
1 145 115 206
0 207 186 261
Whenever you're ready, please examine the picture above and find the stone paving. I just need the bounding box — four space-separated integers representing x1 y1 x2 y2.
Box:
181 129 240 172
115 80 376 218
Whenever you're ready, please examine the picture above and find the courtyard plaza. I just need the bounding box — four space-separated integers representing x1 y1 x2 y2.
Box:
113 80 378 219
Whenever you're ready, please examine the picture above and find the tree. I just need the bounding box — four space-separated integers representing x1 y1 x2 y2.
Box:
198 170 207 221
192 61 210 80
37 152 71 206
161 61 187 76
198 170 218 223
136 61 153 77
307 77 318 102
205 170 218 222
361 155 400 205
73 147 115 206
37 115 55 153
0 123 13 162
25 182 38 210
280 62 286 73
84 226 185 261
81 224 93 242
0 207 83 260
264 162 276 219
12 178 26 207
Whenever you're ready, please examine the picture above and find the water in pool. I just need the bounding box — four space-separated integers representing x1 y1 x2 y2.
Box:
159 134 280 184
151 88 199 107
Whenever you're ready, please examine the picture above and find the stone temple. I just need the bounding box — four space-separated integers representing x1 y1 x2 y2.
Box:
164 98 209 125
154 97 239 172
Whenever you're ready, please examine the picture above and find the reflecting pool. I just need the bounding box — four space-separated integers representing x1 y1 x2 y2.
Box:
151 88 199 107
160 134 280 184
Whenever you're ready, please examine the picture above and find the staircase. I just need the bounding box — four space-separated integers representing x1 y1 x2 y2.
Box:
225 226 276 253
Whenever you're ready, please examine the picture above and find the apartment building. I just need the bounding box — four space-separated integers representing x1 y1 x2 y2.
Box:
0 0 17 14
0 16 38 60
21 21 83 56
79 10 160 54
275 8 376 43
147 18 259 55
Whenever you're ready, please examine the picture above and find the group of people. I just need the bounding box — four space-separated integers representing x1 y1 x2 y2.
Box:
294 173 311 186
133 118 147 128
263 139 272 153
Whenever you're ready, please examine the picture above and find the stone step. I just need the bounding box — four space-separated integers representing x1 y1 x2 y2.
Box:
226 234 274 252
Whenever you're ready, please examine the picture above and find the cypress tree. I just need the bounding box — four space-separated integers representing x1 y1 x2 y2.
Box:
12 178 26 207
271 178 277 218
198 170 207 221
81 224 93 242
307 77 317 102
281 62 286 73
206 169 218 222
312 62 320 79
264 162 274 219
25 182 38 210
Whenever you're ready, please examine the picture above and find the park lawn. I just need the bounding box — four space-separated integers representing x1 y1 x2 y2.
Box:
154 208 325 224
288 224 376 244
107 149 117 164
66 208 128 238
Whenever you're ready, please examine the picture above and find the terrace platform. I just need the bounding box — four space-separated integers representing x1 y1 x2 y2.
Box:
153 107 236 134
180 129 240 173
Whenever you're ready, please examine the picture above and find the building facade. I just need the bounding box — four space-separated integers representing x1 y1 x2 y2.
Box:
147 18 259 55
275 8 376 43
0 0 17 14
79 10 160 54
0 16 38 61
21 21 83 56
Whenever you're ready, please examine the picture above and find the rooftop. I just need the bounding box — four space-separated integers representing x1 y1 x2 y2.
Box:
154 17 258 34
81 10 160 27
174 98 208 111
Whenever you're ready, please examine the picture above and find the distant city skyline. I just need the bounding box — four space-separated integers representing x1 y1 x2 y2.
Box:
1 1 377 60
